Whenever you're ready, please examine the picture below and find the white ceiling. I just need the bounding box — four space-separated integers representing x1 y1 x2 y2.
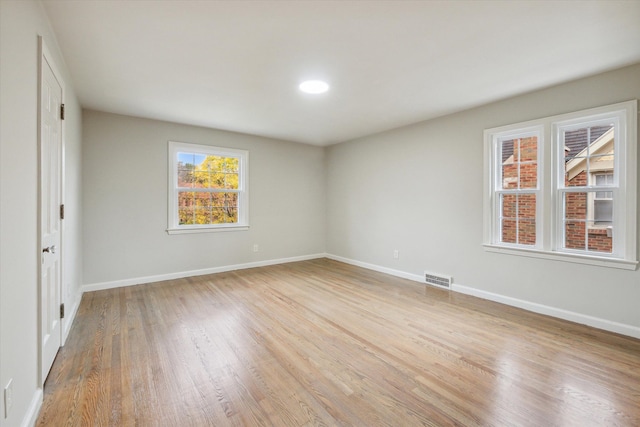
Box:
43 0 640 146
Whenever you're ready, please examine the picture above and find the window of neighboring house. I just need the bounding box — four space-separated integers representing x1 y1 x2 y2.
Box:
167 141 248 234
593 172 613 224
484 100 637 269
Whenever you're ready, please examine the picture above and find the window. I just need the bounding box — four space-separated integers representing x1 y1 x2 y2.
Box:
494 128 542 247
484 101 637 269
167 141 248 234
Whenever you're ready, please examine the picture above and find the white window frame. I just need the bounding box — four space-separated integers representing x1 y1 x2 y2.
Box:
489 126 544 249
167 141 249 234
483 100 637 270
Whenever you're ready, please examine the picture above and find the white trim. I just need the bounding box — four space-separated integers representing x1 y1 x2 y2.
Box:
325 254 424 283
483 244 638 270
452 283 640 340
61 290 82 345
20 388 43 427
81 253 327 293
326 254 640 339
166 225 249 235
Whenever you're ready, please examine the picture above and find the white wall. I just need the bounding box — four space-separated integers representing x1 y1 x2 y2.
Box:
0 1 83 426
82 110 325 286
326 63 640 335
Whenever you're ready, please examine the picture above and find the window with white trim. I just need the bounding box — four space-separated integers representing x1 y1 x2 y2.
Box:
484 101 637 269
493 127 542 247
167 141 248 234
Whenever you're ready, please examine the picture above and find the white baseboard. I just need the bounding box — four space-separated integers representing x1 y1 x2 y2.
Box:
326 253 640 340
451 283 640 339
326 254 425 282
62 290 82 345
81 253 327 293
21 387 43 427
80 252 640 339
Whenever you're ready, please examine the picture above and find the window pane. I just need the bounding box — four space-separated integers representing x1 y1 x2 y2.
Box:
225 207 238 223
563 125 614 188
178 207 195 225
211 192 238 208
566 169 586 187
500 137 537 189
519 162 537 189
594 173 614 199
519 136 538 189
594 199 613 223
499 194 536 246
595 190 612 200
192 170 209 188
562 192 613 254
519 137 537 162
176 192 239 225
177 164 196 187
501 163 518 189
517 194 536 220
587 223 613 253
179 155 240 190
518 219 536 245
224 173 239 190
194 192 211 208
564 192 587 220
501 219 517 244
501 194 517 219
564 220 586 250
178 191 194 208
210 207 237 224
565 220 613 253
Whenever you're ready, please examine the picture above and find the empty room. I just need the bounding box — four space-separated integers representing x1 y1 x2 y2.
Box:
2 1 640 426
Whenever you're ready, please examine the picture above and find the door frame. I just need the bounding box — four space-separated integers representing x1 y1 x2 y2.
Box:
37 36 66 385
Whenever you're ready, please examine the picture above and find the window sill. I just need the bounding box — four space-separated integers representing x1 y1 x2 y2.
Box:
483 244 638 271
167 224 249 235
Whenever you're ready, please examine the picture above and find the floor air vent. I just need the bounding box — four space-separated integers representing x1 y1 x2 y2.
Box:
424 271 452 289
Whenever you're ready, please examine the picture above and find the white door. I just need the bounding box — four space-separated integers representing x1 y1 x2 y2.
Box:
40 45 64 382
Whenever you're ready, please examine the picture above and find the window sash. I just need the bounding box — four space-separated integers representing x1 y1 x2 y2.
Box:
489 127 543 249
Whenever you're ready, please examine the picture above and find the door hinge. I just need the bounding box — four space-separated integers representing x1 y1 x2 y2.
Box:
60 204 65 220
60 303 65 319
60 103 65 120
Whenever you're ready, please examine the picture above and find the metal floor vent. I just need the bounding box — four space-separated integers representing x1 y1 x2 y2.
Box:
424 271 452 289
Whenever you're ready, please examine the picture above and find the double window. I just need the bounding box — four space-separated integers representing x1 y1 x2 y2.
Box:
167 141 248 234
484 101 637 269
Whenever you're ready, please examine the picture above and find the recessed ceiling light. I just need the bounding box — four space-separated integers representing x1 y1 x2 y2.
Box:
299 80 329 94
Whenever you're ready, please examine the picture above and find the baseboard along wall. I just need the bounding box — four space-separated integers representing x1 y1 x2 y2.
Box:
78 253 640 340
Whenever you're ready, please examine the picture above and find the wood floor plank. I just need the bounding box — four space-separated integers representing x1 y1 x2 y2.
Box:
37 259 640 426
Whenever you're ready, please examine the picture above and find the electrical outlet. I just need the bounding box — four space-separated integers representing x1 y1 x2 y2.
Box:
393 249 399 259
252 244 259 252
4 379 13 418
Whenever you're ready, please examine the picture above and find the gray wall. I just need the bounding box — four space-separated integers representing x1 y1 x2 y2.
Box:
0 1 83 425
326 63 640 331
82 110 326 285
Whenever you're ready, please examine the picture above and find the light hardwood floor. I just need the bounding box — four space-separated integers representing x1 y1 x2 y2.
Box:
37 259 640 426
